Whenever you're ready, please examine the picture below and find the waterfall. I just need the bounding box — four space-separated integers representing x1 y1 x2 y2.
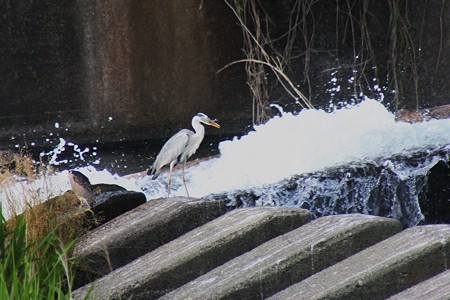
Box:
206 146 450 227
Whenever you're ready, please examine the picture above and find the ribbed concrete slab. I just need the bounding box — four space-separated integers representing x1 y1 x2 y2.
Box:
72 206 310 300
73 197 228 284
269 225 450 300
163 214 401 299
388 269 450 300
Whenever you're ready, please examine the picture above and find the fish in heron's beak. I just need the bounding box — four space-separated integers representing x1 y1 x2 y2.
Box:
208 120 220 128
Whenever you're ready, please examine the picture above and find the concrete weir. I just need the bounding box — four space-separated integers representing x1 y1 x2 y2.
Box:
73 197 229 284
163 214 402 299
388 269 450 300
72 205 310 299
269 225 450 300
72 198 450 299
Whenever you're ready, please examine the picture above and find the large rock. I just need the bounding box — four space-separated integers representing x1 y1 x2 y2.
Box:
421 159 450 224
73 197 228 286
90 183 146 224
3 183 145 249
72 206 310 299
164 214 402 299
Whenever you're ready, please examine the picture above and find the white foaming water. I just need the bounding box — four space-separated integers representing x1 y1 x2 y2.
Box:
2 99 450 213
176 99 450 198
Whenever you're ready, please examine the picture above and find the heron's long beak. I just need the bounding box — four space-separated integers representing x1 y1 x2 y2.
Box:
208 120 220 128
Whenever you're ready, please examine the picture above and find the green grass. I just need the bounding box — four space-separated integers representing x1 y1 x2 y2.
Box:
0 150 93 299
0 209 75 300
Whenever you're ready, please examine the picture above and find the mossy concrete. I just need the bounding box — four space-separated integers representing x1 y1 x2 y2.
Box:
164 214 402 300
72 206 311 299
73 197 228 286
269 225 450 300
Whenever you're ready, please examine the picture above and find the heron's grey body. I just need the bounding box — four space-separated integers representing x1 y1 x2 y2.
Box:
148 113 220 196
68 170 96 208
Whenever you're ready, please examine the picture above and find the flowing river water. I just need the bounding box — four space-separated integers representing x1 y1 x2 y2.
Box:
3 100 450 226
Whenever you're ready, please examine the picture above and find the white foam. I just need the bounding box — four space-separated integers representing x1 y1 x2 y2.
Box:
178 100 450 196
3 99 450 209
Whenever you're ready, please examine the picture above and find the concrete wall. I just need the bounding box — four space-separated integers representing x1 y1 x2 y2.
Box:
2 0 450 149
0 1 85 143
0 0 249 149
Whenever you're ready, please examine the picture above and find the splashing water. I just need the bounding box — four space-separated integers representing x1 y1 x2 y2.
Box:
138 99 450 226
148 100 450 197
39 137 98 166
3 100 450 225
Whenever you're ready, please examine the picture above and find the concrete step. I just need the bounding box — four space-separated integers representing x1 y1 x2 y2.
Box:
72 206 311 299
73 197 228 285
388 269 450 300
269 225 450 300
163 214 402 299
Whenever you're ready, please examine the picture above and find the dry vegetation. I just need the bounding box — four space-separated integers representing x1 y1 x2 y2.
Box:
0 150 89 298
0 149 93 247
222 0 314 125
224 0 443 122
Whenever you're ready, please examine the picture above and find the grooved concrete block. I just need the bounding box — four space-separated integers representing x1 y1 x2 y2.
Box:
72 206 310 300
164 214 402 299
270 225 450 300
73 197 228 285
388 269 450 300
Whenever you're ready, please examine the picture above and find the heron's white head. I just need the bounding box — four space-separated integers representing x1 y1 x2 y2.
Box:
194 113 220 128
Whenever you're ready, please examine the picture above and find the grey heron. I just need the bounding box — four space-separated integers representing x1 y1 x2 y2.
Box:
148 113 220 197
68 170 96 208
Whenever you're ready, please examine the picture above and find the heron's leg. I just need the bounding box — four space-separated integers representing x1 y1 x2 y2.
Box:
182 161 190 197
167 161 175 197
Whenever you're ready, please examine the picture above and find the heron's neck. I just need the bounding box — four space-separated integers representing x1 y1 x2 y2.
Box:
192 120 205 137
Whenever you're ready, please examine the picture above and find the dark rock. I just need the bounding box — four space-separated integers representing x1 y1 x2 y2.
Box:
14 183 146 236
421 159 450 224
93 183 127 194
90 183 146 224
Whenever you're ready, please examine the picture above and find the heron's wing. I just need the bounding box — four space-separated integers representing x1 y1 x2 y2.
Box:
152 129 192 172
